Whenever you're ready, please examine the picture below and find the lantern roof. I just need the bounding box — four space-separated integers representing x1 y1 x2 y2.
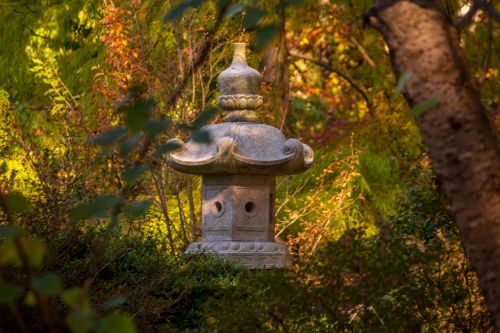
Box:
166 43 313 175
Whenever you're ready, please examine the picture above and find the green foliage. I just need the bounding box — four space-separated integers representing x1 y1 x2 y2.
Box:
410 96 439 118
3 192 33 214
164 0 206 22
356 149 401 217
97 313 136 333
0 282 23 304
31 272 64 296
70 194 121 221
91 128 128 145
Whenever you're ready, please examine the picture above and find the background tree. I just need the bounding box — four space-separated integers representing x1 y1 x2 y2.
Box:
366 0 500 328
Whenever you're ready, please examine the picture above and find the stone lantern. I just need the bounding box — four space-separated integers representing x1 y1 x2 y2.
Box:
166 43 313 269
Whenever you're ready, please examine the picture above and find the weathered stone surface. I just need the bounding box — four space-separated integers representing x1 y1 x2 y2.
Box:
218 94 263 111
166 122 313 175
218 43 262 99
201 175 275 242
166 43 312 269
186 240 291 269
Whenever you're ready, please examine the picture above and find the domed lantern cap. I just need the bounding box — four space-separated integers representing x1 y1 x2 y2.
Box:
217 43 263 120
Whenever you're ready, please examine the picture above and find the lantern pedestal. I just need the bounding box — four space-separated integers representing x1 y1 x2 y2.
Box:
186 241 291 269
184 174 291 269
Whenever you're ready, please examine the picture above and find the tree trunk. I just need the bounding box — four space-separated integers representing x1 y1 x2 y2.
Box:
260 6 290 132
367 0 500 329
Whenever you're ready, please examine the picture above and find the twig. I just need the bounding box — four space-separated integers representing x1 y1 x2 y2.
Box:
455 0 500 29
290 52 374 117
9 104 52 111
480 14 493 83
350 36 376 68
478 0 500 20
454 2 481 29
165 4 229 109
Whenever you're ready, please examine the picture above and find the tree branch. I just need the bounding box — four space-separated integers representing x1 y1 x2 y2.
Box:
165 4 229 109
454 2 481 29
479 14 493 83
289 52 374 117
455 0 500 29
478 0 500 20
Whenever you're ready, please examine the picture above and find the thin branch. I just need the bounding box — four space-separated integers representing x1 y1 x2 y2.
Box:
455 0 500 29
10 104 52 111
480 14 493 83
165 4 229 109
11 0 63 15
478 0 500 20
350 36 376 68
454 2 481 29
289 52 374 117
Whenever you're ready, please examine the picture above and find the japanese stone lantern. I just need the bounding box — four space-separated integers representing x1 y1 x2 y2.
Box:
166 43 313 269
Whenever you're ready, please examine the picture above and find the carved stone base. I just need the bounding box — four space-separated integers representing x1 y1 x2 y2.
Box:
185 241 292 269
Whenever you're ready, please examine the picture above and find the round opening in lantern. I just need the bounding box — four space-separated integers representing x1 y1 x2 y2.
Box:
245 201 256 213
210 200 225 217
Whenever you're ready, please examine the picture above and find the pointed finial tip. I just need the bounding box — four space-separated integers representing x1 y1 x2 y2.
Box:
232 43 247 66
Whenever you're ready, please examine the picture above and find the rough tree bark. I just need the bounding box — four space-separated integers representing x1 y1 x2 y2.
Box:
366 0 500 329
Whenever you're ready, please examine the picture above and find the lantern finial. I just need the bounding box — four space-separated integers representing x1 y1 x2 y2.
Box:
217 43 263 122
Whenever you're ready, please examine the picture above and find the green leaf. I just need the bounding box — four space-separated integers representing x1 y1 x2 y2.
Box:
164 0 205 22
0 224 23 238
284 0 305 6
225 3 245 18
244 7 264 29
0 238 47 268
394 71 413 94
123 165 147 182
154 140 183 156
119 134 141 157
410 96 439 117
277 0 305 10
0 282 23 304
61 287 85 309
143 119 170 137
67 309 96 333
31 273 64 296
256 25 279 51
123 200 152 219
90 127 127 145
70 195 121 221
97 313 136 333
0 161 7 175
122 98 155 132
216 0 231 12
0 239 20 266
103 296 127 310
192 106 219 128
24 238 47 268
106 215 121 233
192 128 211 143
4 192 32 214
24 291 36 306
